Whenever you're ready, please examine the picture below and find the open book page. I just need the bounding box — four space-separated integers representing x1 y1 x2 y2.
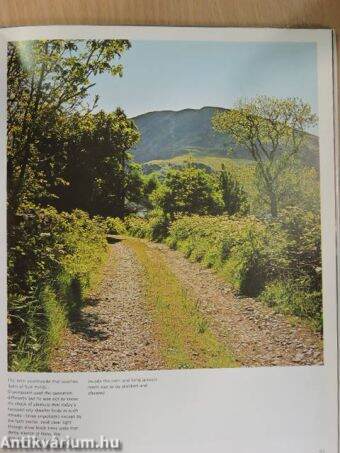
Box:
0 26 338 453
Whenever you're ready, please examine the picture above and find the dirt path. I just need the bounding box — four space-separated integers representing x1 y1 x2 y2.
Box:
147 241 323 367
52 237 323 371
51 241 164 372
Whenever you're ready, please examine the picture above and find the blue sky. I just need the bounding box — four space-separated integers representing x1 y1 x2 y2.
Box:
90 40 317 122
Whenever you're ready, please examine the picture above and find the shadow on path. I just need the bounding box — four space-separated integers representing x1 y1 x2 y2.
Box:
70 311 109 341
106 234 122 244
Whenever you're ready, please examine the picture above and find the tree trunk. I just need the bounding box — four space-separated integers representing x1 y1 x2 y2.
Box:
269 191 278 218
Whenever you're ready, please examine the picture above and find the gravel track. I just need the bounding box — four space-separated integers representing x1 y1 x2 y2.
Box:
147 241 323 367
51 241 164 372
51 237 323 371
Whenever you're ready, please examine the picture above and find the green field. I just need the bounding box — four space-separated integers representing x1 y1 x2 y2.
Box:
148 153 256 196
149 154 253 170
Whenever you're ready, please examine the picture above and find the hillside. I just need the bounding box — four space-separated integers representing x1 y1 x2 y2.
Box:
131 106 319 168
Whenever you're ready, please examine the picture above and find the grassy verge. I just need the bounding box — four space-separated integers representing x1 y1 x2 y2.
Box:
8 208 108 372
125 237 235 369
164 213 322 332
9 259 108 372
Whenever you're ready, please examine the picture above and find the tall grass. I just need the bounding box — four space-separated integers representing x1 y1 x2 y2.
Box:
126 208 322 332
126 237 235 369
8 207 108 371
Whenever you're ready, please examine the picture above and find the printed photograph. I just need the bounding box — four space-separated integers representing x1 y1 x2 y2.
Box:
7 37 323 372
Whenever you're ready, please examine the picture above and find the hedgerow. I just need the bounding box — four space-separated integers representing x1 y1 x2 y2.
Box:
124 209 170 242
165 208 322 329
8 205 107 371
105 216 127 235
166 215 267 295
124 216 151 239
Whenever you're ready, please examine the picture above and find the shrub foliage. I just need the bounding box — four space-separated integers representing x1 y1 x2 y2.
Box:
8 205 107 371
8 36 323 374
164 209 322 329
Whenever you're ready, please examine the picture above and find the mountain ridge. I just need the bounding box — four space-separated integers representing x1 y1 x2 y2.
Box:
132 105 227 119
130 106 319 167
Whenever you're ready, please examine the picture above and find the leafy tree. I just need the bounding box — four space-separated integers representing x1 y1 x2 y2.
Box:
54 109 141 217
7 39 144 369
139 174 160 210
218 164 249 215
151 166 224 219
212 96 317 217
252 158 320 215
8 39 131 212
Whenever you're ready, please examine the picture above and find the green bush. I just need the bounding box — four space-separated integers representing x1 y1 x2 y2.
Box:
166 209 322 327
148 209 170 242
124 215 151 238
267 207 321 291
167 215 267 295
8 204 108 371
260 279 322 331
105 216 127 235
218 164 249 215
150 166 224 219
124 210 170 242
